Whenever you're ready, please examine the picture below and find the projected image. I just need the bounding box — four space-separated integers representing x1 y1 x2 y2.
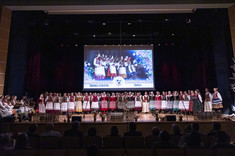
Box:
84 45 154 90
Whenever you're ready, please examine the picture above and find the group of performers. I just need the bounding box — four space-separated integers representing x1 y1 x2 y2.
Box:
92 53 147 80
0 88 223 119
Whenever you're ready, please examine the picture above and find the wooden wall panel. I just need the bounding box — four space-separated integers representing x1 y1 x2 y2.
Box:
0 6 12 95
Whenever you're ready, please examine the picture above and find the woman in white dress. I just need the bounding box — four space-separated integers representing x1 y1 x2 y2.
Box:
204 88 213 112
75 92 83 113
83 92 91 113
212 88 223 112
134 92 142 112
91 92 99 111
94 53 105 80
37 94 46 114
68 92 75 112
183 91 190 112
61 93 68 113
53 93 61 114
161 91 167 112
142 92 150 113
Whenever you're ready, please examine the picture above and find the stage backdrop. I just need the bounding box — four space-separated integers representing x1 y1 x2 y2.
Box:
83 45 154 90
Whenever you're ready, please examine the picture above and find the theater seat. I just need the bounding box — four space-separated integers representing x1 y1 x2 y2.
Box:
124 136 145 148
60 137 81 149
154 149 183 156
169 136 181 145
67 149 87 156
145 136 160 148
99 149 125 156
40 136 60 149
82 136 102 148
28 136 39 149
184 149 213 156
39 149 66 156
8 149 39 156
215 148 235 156
126 149 152 156
103 136 123 148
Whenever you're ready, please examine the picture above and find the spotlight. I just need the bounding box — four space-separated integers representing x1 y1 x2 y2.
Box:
75 44 78 47
132 34 136 37
158 44 161 46
128 22 131 25
171 33 175 36
93 34 96 37
102 22 106 26
165 18 169 22
108 32 112 35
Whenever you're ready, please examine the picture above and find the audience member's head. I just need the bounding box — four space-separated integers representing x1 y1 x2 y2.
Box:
72 121 80 130
15 133 29 149
87 145 98 156
46 122 54 131
110 126 119 136
129 122 137 131
191 123 199 132
159 130 170 142
88 127 97 136
184 125 192 133
172 124 181 135
0 133 13 150
28 124 38 134
213 122 221 132
186 132 201 148
217 131 229 144
152 126 160 136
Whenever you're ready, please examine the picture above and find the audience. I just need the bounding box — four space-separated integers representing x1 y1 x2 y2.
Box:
183 132 202 148
152 130 177 148
109 126 119 136
172 124 182 136
124 122 143 136
151 126 160 136
64 121 83 137
0 133 14 151
88 127 97 136
40 122 61 137
15 133 29 149
26 124 38 137
207 122 221 137
211 131 235 149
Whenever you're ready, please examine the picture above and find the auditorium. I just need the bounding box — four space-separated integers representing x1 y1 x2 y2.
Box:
1 1 235 156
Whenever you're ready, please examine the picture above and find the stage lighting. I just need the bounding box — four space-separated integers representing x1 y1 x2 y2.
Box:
108 32 112 35
75 44 78 47
158 44 161 46
128 22 131 25
93 34 96 37
165 18 169 22
172 33 175 36
133 34 136 37
102 22 106 26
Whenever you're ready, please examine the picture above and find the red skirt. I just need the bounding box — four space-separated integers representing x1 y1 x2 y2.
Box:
109 101 116 110
189 100 194 112
101 101 109 111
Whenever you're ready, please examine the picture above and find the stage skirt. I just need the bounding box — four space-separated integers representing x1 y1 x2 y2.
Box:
38 104 46 113
212 98 223 109
183 101 190 111
119 67 127 78
68 102 75 112
101 101 109 111
142 102 150 113
178 101 185 111
126 101 135 109
108 66 117 77
193 100 202 112
61 102 68 112
155 100 162 110
109 101 116 110
95 66 105 79
91 101 99 110
173 100 179 111
161 100 167 110
149 100 156 110
117 101 126 110
204 101 212 112
135 101 142 111
166 101 173 110
46 102 54 113
83 101 91 112
75 101 83 113
189 100 194 112
54 103 61 113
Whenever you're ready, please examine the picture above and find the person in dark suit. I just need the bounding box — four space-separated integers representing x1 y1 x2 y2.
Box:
210 131 235 149
152 130 177 148
124 122 142 136
64 121 83 137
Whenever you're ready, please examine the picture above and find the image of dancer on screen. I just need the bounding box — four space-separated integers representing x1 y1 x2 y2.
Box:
93 53 105 80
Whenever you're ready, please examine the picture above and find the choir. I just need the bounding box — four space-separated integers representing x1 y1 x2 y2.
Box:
0 88 224 119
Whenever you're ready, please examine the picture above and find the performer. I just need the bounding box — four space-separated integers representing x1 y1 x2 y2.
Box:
173 91 179 113
0 96 14 118
204 88 213 112
183 91 190 112
134 92 142 112
212 88 223 112
189 90 195 114
83 92 91 113
117 93 126 111
91 92 99 111
178 91 185 111
118 56 127 78
142 92 150 113
68 93 75 112
37 94 46 114
155 91 162 111
193 90 203 116
75 92 83 113
45 93 54 114
166 91 174 113
107 56 117 79
53 93 61 114
100 92 109 112
161 91 167 112
126 92 135 110
109 92 117 111
61 93 68 113
149 91 156 111
93 53 105 80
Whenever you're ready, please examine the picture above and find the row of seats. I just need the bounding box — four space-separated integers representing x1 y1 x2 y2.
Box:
3 148 235 156
29 135 218 149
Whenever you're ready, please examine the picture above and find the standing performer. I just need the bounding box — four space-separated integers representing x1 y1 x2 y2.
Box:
126 92 135 110
193 90 203 116
173 91 179 113
117 93 126 111
189 91 195 114
83 92 91 113
204 88 213 112
134 92 142 112
149 92 156 111
183 91 190 112
178 91 184 111
94 53 105 80
75 92 83 113
212 88 223 112
109 92 117 111
68 93 75 113
53 93 61 114
142 92 150 113
107 57 117 79
161 91 167 112
155 91 162 111
37 94 46 114
100 92 109 112
91 92 99 111
166 91 174 113
61 93 68 113
45 93 54 114
118 56 127 78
